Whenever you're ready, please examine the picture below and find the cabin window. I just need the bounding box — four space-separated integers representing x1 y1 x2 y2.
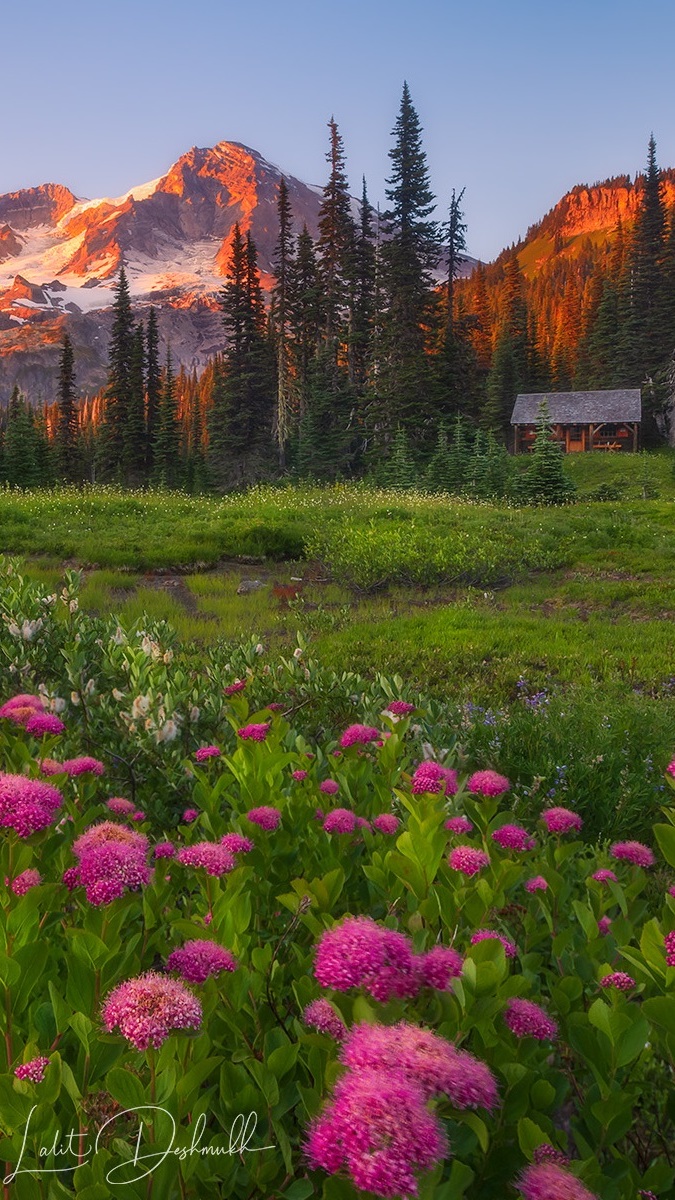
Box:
568 425 584 439
601 424 617 437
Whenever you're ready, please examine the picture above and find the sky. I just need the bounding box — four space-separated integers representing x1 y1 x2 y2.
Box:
3 0 675 261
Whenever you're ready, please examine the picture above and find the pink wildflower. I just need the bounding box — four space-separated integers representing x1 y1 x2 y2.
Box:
319 779 339 795
467 769 510 796
303 999 347 1041
220 833 254 854
591 869 618 884
10 869 42 896
492 823 536 852
372 813 400 835
153 842 176 859
305 1067 447 1199
448 845 490 877
62 867 79 891
323 809 357 835
246 806 281 831
237 723 270 742
525 875 548 893
166 939 237 983
224 680 247 695
669 885 675 898
176 843 236 877
541 806 583 834
14 1056 49 1083
445 815 473 835
73 822 148 861
504 998 558 1041
182 808 199 823
78 842 151 906
132 811 145 822
517 1162 598 1200
0 773 62 837
419 945 463 990
339 724 380 749
356 817 371 831
0 694 45 727
106 797 136 816
101 971 202 1050
411 761 458 796
39 758 63 776
24 712 65 736
600 972 635 991
533 1145 570 1167
597 916 612 936
194 745 220 762
292 769 308 781
383 701 415 717
665 931 675 967
666 758 675 778
314 915 422 1002
471 929 518 958
610 841 655 868
61 757 105 777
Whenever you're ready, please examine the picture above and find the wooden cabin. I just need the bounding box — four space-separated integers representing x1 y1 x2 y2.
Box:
511 389 642 453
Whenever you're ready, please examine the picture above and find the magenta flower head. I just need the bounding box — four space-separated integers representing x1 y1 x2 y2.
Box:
518 1162 598 1200
220 833 254 854
0 695 46 727
411 761 458 796
319 779 339 795
61 757 105 777
372 814 400 835
591 869 618 884
668 885 675 898
237 723 270 742
323 809 357 835
15 1056 49 1083
194 745 220 762
182 808 199 823
448 846 490 877
525 876 548 893
600 972 635 991
541 806 582 834
10 869 42 896
39 759 63 776
292 769 308 782
339 724 380 749
665 931 675 967
314 915 422 1002
419 945 463 990
467 770 510 797
492 823 536 852
471 929 518 958
102 971 202 1050
383 701 415 718
62 867 79 891
445 815 473 835
24 712 65 737
106 797 136 816
176 842 236 877
533 1145 570 1167
303 999 347 1041
153 841 176 859
224 680 247 696
73 821 149 861
610 841 655 868
246 806 281 831
504 998 558 1041
597 916 612 937
667 758 675 778
0 773 63 837
166 939 237 984
77 840 151 906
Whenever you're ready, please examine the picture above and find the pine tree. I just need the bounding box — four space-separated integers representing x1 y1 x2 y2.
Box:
126 324 147 482
152 350 181 487
425 421 454 492
145 306 161 472
447 412 472 490
351 177 376 395
296 345 355 480
271 177 295 467
382 426 416 490
97 266 135 481
55 334 79 482
519 399 575 505
287 226 322 418
316 118 355 349
444 188 467 347
4 388 41 488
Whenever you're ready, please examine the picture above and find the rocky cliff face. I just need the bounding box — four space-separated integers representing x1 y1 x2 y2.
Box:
535 175 675 240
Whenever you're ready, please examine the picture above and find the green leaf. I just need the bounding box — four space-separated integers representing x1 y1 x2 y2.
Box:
517 1116 550 1159
654 823 675 868
106 1066 147 1110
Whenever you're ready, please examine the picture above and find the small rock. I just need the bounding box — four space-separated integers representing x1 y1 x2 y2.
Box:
237 579 265 595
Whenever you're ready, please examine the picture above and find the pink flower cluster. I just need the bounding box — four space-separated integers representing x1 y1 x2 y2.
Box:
0 694 47 727
314 916 462 1003
224 680 247 696
667 758 675 778
610 841 655 868
492 823 536 852
323 809 357 835
70 822 151 905
591 869 618 884
166 939 237 983
10 869 42 896
372 813 399 835
383 701 415 717
15 1056 49 1083
339 724 380 749
0 773 62 837
106 797 136 816
518 1162 597 1200
102 971 202 1050
665 931 675 967
153 842 176 859
600 972 635 991
597 917 612 936
246 806 281 831
292 769 308 782
176 842 236 877
182 808 199 823
504 998 558 1041
448 846 490 877
61 757 105 777
319 779 339 795
541 807 582 834
525 876 548 893
194 745 220 762
419 945 463 990
25 712 65 736
237 723 270 742
303 999 347 1041
471 929 518 958
220 833 254 854
445 815 473 835
411 761 458 795
467 770 510 797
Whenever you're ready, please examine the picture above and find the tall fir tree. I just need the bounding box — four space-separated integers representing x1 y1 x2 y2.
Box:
316 118 355 350
152 349 181 487
126 323 147 482
55 334 79 482
287 225 322 420
271 177 295 467
351 177 376 396
145 306 161 472
3 388 41 488
97 266 135 481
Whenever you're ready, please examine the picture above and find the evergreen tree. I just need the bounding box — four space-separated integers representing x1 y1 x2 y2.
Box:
482 329 518 435
145 307 161 472
296 345 355 480
271 177 295 467
316 118 355 348
444 188 467 346
97 266 135 481
425 421 454 492
351 177 376 395
287 226 322 417
152 350 181 487
625 136 668 383
4 388 41 488
126 324 147 481
54 334 79 482
382 426 416 490
447 412 472 490
519 400 575 505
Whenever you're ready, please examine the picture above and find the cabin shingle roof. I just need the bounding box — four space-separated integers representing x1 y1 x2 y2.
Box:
511 390 642 425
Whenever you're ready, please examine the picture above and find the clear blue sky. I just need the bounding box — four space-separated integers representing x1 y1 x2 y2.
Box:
3 0 675 261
